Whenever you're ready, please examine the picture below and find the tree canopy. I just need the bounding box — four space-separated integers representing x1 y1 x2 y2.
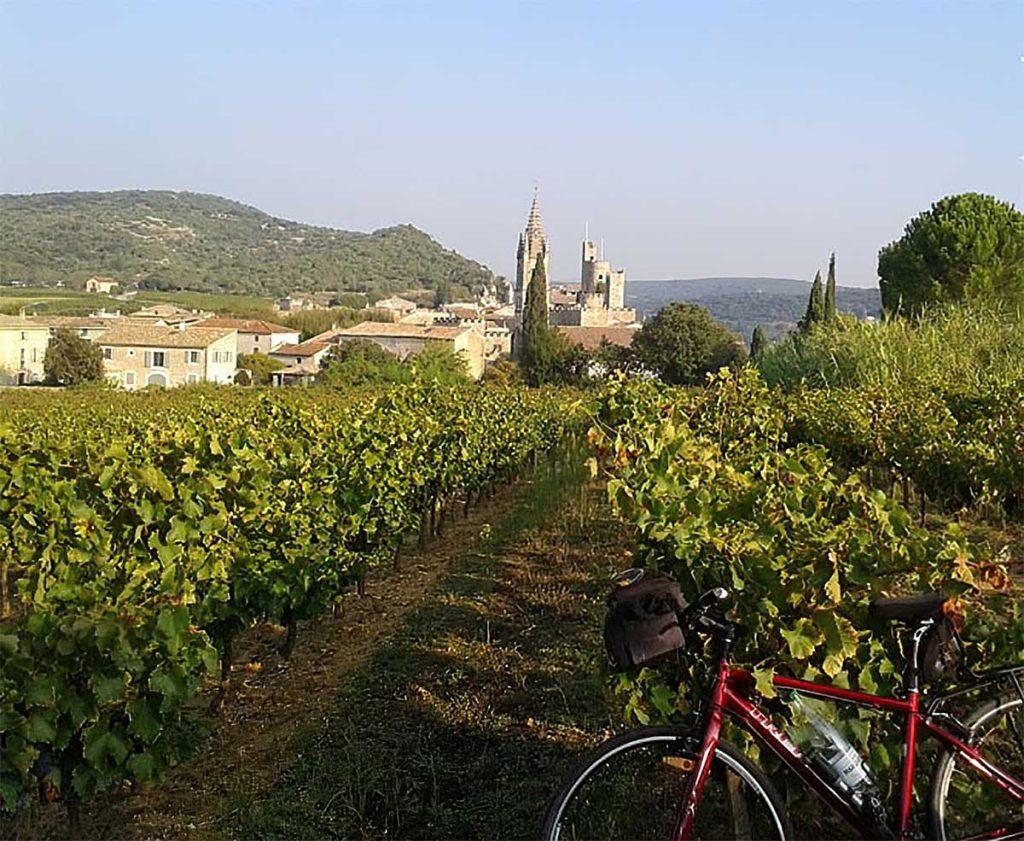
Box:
632 302 747 385
878 193 1024 316
43 328 105 386
237 352 284 385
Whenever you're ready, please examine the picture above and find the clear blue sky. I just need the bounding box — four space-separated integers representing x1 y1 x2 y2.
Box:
2 1 1021 287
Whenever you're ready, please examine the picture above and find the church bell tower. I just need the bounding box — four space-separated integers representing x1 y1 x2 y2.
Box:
514 188 550 317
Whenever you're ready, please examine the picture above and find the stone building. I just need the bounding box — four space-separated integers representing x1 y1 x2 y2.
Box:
514 190 550 316
0 313 50 384
512 190 636 332
97 324 238 389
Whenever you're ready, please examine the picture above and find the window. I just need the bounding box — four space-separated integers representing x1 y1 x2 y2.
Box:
20 332 25 340
186 350 201 364
31 348 37 363
145 350 167 368
102 347 113 360
186 373 199 385
19 348 25 366
125 372 136 387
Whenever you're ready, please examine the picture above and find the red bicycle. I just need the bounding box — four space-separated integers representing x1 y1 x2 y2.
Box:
543 584 1024 840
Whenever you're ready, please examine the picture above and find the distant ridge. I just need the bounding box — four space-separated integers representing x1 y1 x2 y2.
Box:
627 277 882 340
0 190 495 298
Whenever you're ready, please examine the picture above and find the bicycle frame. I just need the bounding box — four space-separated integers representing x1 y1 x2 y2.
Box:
673 656 1024 841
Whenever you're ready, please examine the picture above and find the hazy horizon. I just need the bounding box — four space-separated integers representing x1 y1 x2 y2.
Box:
2 1 1021 289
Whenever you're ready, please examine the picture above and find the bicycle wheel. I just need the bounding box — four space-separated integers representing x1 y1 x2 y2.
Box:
542 725 792 840
930 692 1024 840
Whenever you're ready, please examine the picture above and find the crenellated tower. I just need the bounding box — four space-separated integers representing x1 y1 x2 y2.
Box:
514 189 550 316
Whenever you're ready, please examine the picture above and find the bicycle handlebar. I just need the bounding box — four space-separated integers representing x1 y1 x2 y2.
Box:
681 587 736 640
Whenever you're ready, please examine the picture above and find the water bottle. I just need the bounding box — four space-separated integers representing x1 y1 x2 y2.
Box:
786 693 888 832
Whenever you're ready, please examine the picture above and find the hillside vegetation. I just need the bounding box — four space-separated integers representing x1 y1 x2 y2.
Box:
0 191 494 298
626 278 881 341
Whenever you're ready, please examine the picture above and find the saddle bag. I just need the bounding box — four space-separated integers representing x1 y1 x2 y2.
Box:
919 615 962 684
603 571 687 669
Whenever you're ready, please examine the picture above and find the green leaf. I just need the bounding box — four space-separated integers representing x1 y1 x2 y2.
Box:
824 566 841 605
780 619 823 661
91 674 126 705
137 464 174 501
127 698 161 744
126 752 157 782
83 725 130 769
753 666 777 699
25 710 57 743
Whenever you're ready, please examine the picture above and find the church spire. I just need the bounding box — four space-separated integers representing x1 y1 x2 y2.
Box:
514 186 550 317
526 186 544 236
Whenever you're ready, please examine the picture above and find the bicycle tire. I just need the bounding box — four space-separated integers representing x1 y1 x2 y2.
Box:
929 692 1024 841
541 725 792 840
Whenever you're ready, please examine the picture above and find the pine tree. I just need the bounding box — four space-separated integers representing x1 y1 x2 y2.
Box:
824 252 837 321
750 325 768 360
800 270 825 333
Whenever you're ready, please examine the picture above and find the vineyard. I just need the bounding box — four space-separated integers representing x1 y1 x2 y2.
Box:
591 370 1022 734
0 385 584 818
2 362 1022 835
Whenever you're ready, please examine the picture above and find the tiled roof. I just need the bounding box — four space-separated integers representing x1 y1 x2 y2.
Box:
375 296 417 310
556 326 638 350
0 314 50 329
549 289 577 306
29 316 125 329
133 304 204 319
201 318 294 335
335 321 472 341
97 324 236 349
271 340 332 357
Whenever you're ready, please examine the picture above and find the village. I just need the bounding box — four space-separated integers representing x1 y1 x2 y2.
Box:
0 193 640 388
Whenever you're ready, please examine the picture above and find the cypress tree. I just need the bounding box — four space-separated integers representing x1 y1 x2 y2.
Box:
824 252 837 321
519 251 561 384
800 270 825 333
750 325 768 360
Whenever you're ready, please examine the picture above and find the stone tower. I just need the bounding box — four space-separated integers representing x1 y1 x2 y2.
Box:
514 190 550 316
580 237 625 309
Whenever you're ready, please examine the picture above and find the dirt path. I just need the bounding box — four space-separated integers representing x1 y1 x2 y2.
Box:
219 460 628 840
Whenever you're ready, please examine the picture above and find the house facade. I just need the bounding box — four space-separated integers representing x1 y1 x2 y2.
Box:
330 321 487 379
85 276 119 294
201 318 300 355
268 339 334 370
97 325 238 389
0 314 50 384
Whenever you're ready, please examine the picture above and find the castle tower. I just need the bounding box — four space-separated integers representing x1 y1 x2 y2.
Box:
514 189 550 316
605 267 626 310
580 239 599 294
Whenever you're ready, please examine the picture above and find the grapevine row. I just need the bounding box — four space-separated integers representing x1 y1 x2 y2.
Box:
0 384 583 813
590 370 1021 728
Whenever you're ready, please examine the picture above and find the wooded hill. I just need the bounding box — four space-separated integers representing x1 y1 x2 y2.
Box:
627 277 883 340
0 191 495 298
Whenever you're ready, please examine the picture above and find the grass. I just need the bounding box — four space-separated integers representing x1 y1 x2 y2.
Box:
219 455 628 840
757 304 1024 392
0 287 276 318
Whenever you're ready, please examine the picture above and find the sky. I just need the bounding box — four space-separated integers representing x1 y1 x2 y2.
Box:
1 1 1021 288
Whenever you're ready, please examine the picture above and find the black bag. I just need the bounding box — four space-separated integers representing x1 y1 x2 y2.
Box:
603 571 687 669
919 616 962 684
